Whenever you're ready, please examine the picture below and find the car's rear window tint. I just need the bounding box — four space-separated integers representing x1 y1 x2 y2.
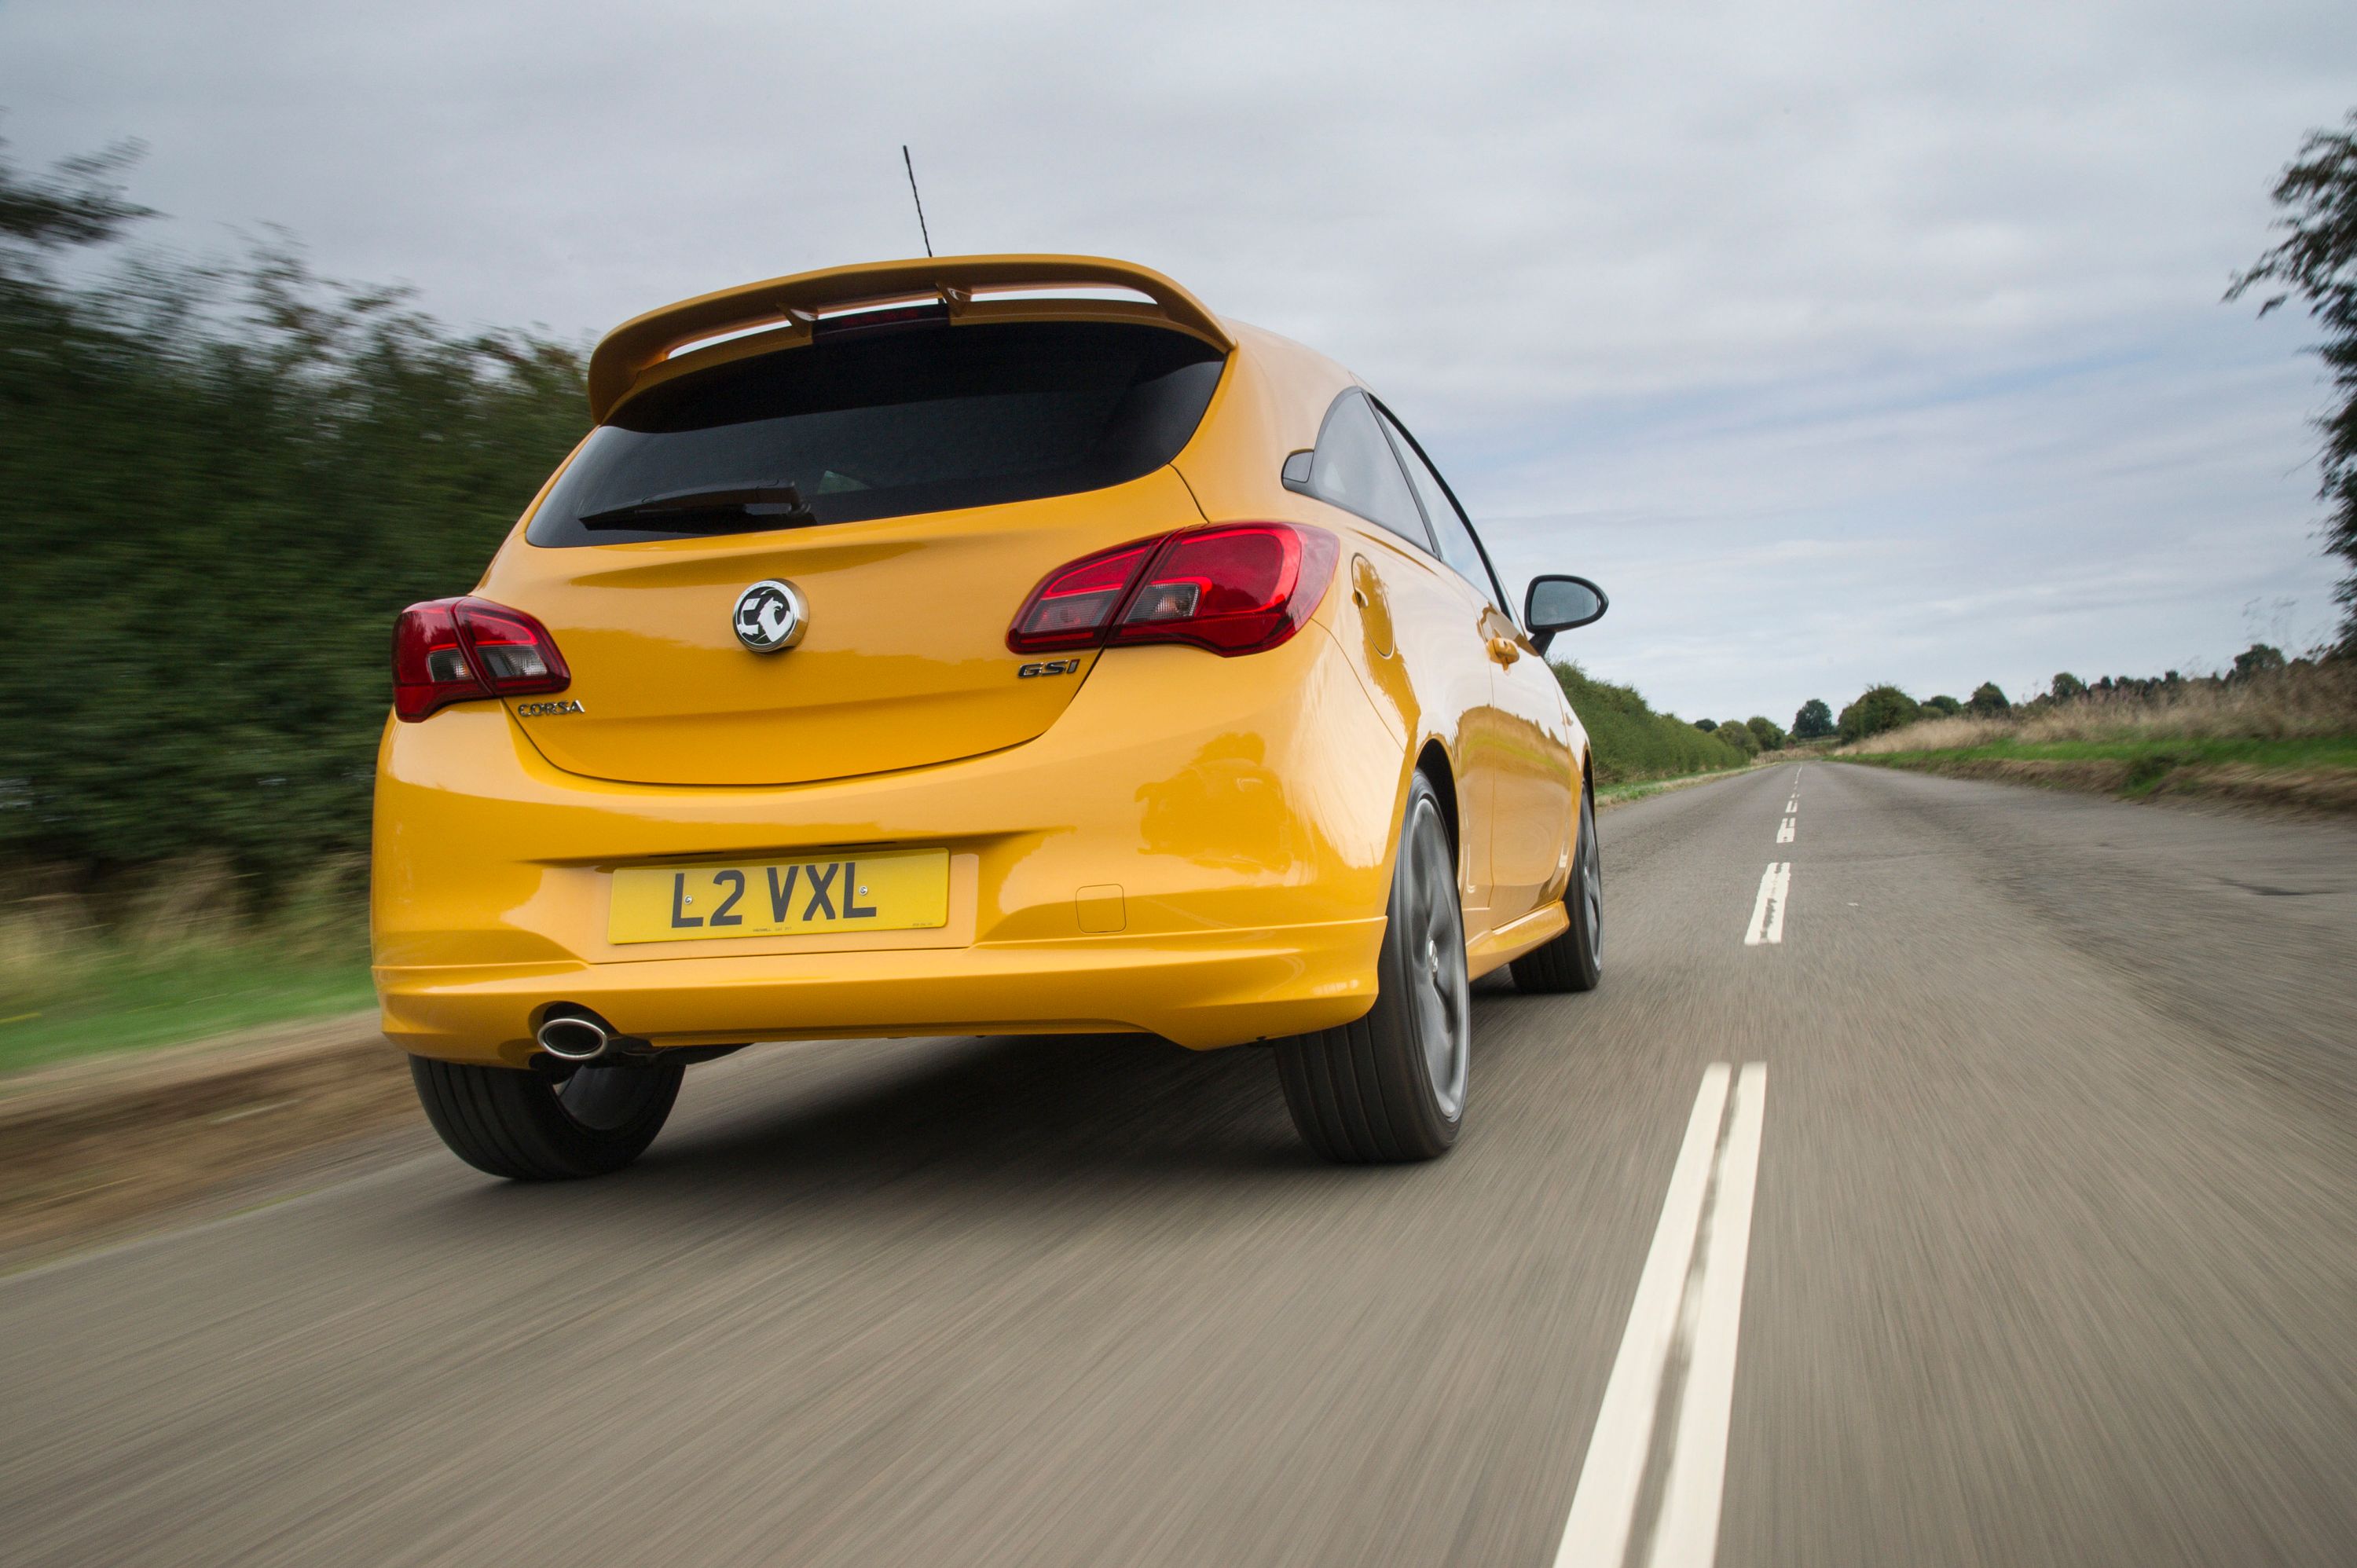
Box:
527 320 1226 546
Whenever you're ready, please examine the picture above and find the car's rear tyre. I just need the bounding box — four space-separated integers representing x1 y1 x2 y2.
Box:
409 1055 683 1181
1511 783 1603 994
1276 771 1470 1163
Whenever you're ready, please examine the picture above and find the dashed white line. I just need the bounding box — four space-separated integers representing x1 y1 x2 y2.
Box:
1784 798 1798 814
1553 1064 1769 1568
1743 863 1791 946
1776 817 1795 844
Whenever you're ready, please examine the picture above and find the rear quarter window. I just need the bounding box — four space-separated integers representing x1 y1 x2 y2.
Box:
1303 390 1432 551
529 320 1226 546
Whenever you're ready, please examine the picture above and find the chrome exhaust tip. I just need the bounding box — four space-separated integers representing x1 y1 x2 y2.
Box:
536 1014 612 1062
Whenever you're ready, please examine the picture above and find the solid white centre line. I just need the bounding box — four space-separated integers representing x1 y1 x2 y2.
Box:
1776 817 1795 844
1743 863 1791 946
1646 1064 1768 1568
1553 1065 1769 1568
1552 1065 1731 1568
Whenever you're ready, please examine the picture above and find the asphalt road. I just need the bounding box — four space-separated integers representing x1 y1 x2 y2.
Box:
6 763 2357 1566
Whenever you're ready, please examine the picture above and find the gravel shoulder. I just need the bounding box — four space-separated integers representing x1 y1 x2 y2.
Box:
0 1009 423 1266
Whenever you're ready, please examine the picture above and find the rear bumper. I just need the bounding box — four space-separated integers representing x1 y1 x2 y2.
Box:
372 624 1410 1064
378 917 1385 1064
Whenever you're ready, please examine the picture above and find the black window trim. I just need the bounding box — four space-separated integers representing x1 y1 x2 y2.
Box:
1367 395 1516 621
1291 388 1439 554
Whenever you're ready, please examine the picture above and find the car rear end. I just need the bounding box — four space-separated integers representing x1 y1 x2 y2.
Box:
372 262 1405 1068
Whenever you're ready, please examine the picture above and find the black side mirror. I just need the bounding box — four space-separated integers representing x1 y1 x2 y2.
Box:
1523 574 1607 655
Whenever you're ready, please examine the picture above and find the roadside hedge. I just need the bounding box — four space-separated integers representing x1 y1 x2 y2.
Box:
1551 663 1753 782
1 146 586 891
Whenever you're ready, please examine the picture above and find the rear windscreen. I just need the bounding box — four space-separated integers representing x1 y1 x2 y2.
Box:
527 320 1227 546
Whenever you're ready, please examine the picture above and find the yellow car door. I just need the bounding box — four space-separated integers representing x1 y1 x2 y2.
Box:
1375 404 1577 923
1292 390 1500 918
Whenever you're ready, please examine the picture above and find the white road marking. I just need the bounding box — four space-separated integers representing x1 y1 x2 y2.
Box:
1784 798 1797 813
1743 863 1791 946
1776 817 1795 844
1552 1065 1730 1568
1553 1064 1769 1568
1647 1063 1767 1568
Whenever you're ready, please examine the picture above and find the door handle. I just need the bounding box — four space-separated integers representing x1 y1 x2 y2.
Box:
1486 636 1521 665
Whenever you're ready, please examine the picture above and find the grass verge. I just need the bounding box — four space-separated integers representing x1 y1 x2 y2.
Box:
1596 762 1765 808
0 953 374 1078
1 860 372 1078
1842 734 2357 811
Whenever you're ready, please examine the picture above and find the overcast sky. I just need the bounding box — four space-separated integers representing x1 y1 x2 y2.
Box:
6 0 2355 721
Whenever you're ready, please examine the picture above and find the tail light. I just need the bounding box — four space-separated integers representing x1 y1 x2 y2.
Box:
392 596 571 721
1007 523 1338 657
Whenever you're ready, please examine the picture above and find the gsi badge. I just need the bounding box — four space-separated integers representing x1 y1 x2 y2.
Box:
733 579 808 653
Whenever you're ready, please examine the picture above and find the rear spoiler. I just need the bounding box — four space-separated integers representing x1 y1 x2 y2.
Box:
585 254 1233 422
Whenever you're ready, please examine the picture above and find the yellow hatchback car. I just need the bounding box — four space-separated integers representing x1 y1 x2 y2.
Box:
373 255 1609 1178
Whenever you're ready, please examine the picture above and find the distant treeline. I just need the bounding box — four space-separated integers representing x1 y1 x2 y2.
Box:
1798 643 2329 745
1 139 587 892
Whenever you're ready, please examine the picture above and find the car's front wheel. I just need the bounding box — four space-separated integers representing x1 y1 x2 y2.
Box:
1275 771 1470 1162
409 1055 683 1180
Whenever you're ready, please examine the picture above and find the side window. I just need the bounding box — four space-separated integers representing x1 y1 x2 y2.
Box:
1305 391 1431 549
1377 406 1505 610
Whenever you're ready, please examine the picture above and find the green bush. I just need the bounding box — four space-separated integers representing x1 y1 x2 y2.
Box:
1714 720 1761 757
1745 716 1787 751
1837 684 1923 742
1551 664 1753 782
1 140 586 892
1923 694 1963 716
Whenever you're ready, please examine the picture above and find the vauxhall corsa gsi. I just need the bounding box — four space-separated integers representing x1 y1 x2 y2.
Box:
372 255 1611 1178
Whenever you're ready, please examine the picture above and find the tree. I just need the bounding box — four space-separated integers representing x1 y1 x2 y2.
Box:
1923 694 1963 716
1694 717 1718 732
1715 720 1760 757
1745 716 1787 751
1836 685 1922 742
2051 672 2088 702
2230 110 2357 654
2231 642 2288 681
0 137 588 890
1791 698 1835 739
1967 682 2011 717
0 134 154 276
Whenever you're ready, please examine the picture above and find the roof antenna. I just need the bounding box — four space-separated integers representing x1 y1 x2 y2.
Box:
901 145 934 258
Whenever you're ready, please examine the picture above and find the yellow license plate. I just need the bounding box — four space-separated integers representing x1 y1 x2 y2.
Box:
609 849 949 945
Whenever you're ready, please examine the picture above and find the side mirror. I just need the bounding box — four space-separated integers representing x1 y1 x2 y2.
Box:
1523 574 1607 654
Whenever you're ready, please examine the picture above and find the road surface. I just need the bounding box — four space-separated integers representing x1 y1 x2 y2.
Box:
5 763 2356 1566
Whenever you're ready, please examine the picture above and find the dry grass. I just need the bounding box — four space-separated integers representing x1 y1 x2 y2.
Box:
0 859 372 1074
0 858 361 1002
1846 662 2357 755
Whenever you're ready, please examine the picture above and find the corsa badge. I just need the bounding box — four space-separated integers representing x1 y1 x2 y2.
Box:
733 579 808 653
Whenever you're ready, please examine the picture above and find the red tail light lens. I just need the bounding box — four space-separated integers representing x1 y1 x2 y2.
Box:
392 596 570 721
1006 538 1161 652
1114 524 1338 654
1006 523 1337 658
